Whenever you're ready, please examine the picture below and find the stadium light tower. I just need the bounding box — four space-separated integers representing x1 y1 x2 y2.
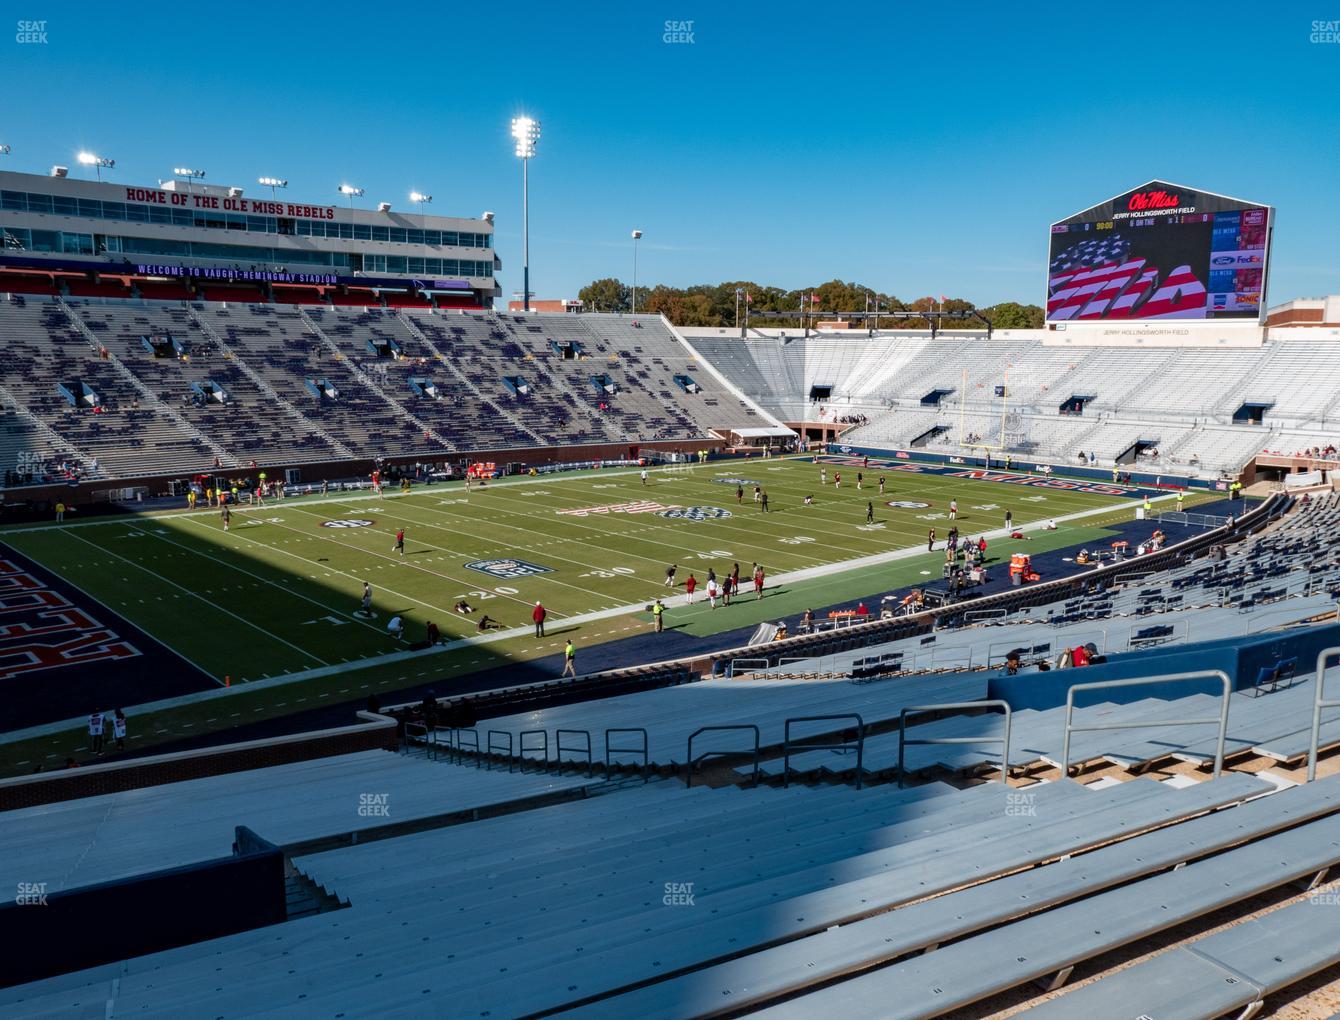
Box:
338 184 364 209
511 115 540 312
0 144 10 157
631 230 643 314
174 167 205 197
258 176 288 199
410 191 432 206
77 151 115 181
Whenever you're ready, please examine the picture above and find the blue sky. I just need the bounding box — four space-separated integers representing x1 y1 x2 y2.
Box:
5 0 1337 307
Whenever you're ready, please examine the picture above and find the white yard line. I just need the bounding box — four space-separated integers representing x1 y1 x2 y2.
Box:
0 493 1169 747
61 529 328 669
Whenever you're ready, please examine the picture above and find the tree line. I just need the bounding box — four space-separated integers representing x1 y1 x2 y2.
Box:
575 278 1045 330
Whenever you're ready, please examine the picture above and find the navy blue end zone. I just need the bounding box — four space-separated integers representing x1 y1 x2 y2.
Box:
0 541 216 732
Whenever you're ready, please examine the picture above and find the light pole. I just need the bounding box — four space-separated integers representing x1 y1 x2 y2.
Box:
0 144 10 157
174 167 205 199
410 191 432 207
511 116 540 312
258 176 287 200
631 230 642 313
338 184 364 209
77 151 114 181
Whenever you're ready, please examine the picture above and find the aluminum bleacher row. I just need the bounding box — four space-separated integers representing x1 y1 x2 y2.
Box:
687 327 1340 477
15 764 1340 1018
0 749 597 896
0 295 775 480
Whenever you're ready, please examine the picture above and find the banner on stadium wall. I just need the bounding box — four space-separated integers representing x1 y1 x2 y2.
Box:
1284 470 1324 488
123 186 336 220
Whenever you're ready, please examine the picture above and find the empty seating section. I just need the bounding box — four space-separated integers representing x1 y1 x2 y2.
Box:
0 299 775 480
72 301 340 465
692 328 1340 475
0 298 215 476
0 749 596 895
2 770 1304 1018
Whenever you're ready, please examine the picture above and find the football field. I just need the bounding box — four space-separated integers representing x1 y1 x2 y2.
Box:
1 455 1145 693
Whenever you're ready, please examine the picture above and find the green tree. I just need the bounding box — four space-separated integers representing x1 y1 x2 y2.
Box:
983 302 1045 329
578 277 630 313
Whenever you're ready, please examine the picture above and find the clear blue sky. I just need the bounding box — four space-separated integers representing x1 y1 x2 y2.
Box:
5 0 1337 307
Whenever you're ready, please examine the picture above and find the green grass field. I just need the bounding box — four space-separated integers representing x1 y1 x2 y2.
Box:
0 456 1183 774
2 458 1137 680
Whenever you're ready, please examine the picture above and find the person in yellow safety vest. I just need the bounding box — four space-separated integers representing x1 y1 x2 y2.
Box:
1143 496 1151 513
652 599 665 633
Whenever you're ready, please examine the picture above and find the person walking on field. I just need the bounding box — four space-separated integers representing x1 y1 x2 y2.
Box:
685 573 697 604
1004 509 1013 531
736 484 744 505
221 504 231 532
760 489 770 513
665 563 677 588
857 472 863 491
706 577 719 609
652 599 665 632
753 566 765 600
820 466 827 486
866 501 875 524
560 640 577 677
879 476 886 496
112 709 126 752
532 600 546 638
834 471 841 489
949 498 958 520
88 710 104 755
928 527 936 551
393 528 405 556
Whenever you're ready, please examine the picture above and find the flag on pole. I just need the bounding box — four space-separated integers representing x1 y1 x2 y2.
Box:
811 294 820 303
939 294 948 303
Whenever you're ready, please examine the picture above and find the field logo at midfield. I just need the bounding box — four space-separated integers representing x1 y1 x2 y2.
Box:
659 506 733 521
712 477 759 486
321 519 375 528
558 501 679 518
464 559 554 580
886 500 930 509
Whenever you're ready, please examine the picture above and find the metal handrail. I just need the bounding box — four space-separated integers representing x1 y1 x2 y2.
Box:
1061 670 1232 779
898 700 1013 788
556 728 593 777
782 714 865 789
456 728 481 767
402 721 428 756
486 730 514 771
686 725 760 788
605 727 650 782
519 730 548 773
729 658 770 677
1308 647 1340 782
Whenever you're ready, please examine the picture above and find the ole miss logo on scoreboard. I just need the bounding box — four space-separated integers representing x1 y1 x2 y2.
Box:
0 557 140 681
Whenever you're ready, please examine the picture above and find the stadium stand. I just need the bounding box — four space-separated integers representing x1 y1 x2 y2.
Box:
0 770 1281 1016
0 749 596 894
0 298 777 483
687 328 1340 477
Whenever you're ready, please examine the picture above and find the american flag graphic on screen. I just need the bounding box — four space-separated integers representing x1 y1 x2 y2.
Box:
1047 232 1208 321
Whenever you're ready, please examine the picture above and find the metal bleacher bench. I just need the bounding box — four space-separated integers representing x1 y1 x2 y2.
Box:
747 779 1340 1020
1020 880 1340 1020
